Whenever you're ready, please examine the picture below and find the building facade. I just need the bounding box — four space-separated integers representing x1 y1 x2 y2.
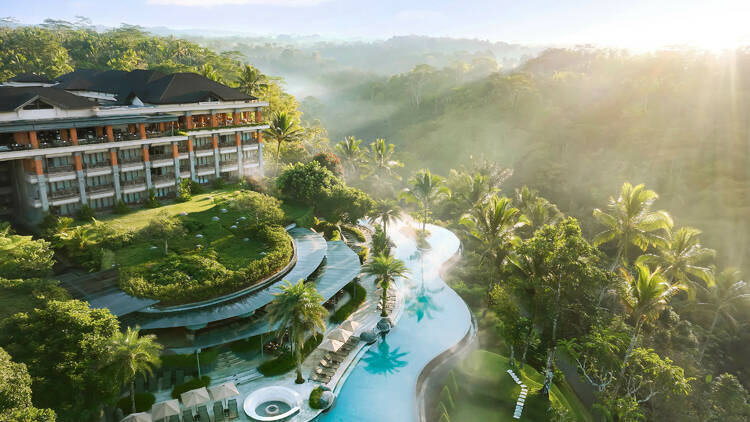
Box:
0 70 268 222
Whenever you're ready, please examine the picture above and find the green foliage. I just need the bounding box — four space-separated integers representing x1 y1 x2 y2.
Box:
363 254 409 317
0 406 56 422
0 278 69 321
330 229 342 241
0 300 120 422
108 327 162 414
116 393 154 415
227 190 285 229
370 225 394 256
0 226 54 279
0 347 33 412
171 376 211 400
309 386 325 409
257 333 323 377
330 281 367 323
146 189 160 208
177 179 193 202
113 200 129 215
75 204 95 221
313 151 343 177
276 161 338 204
317 184 375 225
0 27 73 80
356 246 369 264
212 177 226 189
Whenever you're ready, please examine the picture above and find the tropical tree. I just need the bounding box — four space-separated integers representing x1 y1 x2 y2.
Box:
618 263 685 383
514 186 563 233
366 139 404 180
199 63 221 82
263 112 304 173
237 64 268 96
107 327 162 414
370 226 394 257
145 211 185 255
266 280 327 384
363 254 409 317
400 169 450 234
695 268 750 363
635 227 715 295
371 199 401 234
592 183 673 270
334 136 365 179
459 195 528 286
445 170 499 215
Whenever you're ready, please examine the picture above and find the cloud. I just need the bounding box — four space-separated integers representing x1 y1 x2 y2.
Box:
147 0 331 6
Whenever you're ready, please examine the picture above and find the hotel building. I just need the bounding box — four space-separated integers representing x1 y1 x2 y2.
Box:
0 70 268 222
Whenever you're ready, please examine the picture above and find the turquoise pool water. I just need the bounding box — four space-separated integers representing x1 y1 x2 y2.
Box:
318 222 471 422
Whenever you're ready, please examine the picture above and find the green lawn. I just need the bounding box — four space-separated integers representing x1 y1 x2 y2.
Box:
445 349 593 422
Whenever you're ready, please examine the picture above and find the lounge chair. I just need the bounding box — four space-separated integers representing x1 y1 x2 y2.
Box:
169 416 180 422
320 359 332 367
227 399 238 419
183 410 196 422
213 401 225 422
198 405 211 422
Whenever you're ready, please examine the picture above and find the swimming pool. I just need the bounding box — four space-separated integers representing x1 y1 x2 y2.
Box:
318 221 471 422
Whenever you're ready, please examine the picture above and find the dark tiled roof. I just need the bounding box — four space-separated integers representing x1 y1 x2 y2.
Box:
0 86 93 112
8 73 54 83
56 69 255 105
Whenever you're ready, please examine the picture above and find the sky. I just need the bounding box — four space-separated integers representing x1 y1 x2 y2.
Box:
4 0 750 49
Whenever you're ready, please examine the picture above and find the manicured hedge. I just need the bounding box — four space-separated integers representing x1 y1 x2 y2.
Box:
171 376 211 400
257 334 323 377
330 281 367 323
120 225 292 304
117 392 155 414
309 386 325 409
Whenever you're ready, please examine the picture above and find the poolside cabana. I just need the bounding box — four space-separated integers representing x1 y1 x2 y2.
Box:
151 399 180 420
120 412 152 422
328 328 352 343
320 338 344 352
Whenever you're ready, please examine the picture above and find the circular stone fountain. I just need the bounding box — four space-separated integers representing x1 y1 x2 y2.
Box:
243 386 301 421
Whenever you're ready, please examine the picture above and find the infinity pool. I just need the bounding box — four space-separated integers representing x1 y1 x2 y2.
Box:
318 221 471 422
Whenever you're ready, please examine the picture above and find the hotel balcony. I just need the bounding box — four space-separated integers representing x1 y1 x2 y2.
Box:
47 165 75 174
152 176 175 188
48 188 80 200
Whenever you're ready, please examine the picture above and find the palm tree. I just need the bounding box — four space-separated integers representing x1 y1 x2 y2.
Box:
237 64 268 96
460 195 528 286
514 186 562 232
334 136 365 178
635 227 715 296
695 268 749 363
200 63 221 83
592 182 673 270
263 112 304 173
108 327 162 414
370 226 394 256
618 264 684 383
266 280 327 383
447 170 498 213
363 254 409 317
365 139 403 182
400 169 450 234
371 200 401 234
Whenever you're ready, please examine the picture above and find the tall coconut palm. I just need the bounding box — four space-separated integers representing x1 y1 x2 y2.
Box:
200 63 221 83
400 169 450 234
363 254 409 317
635 227 715 296
365 139 403 182
695 268 749 363
618 264 684 383
263 112 304 173
514 186 562 232
335 136 365 178
266 279 327 383
237 64 268 97
371 199 401 234
460 195 528 286
592 182 673 270
107 327 162 414
447 170 499 214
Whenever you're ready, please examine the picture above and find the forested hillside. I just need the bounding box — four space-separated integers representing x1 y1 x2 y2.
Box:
300 48 750 277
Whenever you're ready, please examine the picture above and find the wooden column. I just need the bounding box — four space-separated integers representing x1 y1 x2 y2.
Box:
255 110 262 122
138 123 147 140
29 131 39 149
69 128 78 146
210 113 217 128
105 126 114 142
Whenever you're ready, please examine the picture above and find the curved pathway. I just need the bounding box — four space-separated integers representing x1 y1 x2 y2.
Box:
318 221 471 422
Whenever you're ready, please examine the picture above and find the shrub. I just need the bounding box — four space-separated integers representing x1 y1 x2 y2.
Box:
188 179 203 194
309 386 325 409
116 392 155 414
330 281 367 323
312 151 343 177
212 177 225 189
0 228 55 279
343 225 366 242
171 376 211 400
276 161 338 204
177 179 192 202
258 334 323 377
146 189 160 208
316 184 374 226
242 176 266 193
356 246 369 264
114 200 129 215
226 191 284 229
76 204 95 221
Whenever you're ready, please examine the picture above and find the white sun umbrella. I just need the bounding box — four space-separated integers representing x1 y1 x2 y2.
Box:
328 328 351 343
151 399 180 420
340 320 361 333
120 412 152 422
181 387 211 413
319 338 343 352
209 382 240 406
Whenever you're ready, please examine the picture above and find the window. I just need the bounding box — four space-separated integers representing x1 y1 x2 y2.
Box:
22 99 54 110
